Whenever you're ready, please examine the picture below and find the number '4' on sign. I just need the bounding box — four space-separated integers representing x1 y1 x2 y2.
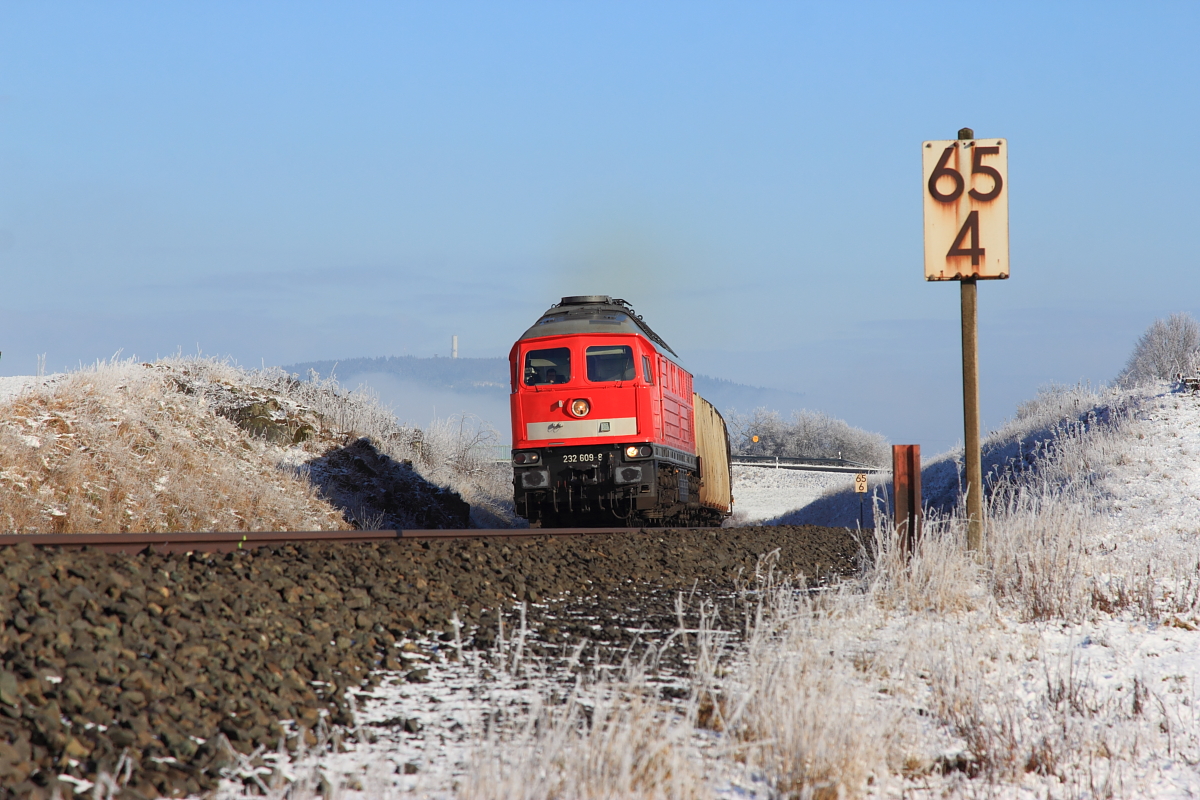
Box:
921 138 1009 281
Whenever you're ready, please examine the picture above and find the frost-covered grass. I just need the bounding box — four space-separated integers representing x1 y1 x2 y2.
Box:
704 385 1199 797
204 379 1200 799
0 356 518 532
241 362 517 527
774 381 1136 529
734 385 1199 797
0 358 346 532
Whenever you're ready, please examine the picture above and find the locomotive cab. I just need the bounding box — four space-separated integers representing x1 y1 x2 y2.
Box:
508 295 731 528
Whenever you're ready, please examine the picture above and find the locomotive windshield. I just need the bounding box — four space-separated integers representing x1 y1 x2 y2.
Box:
586 345 635 382
524 347 571 385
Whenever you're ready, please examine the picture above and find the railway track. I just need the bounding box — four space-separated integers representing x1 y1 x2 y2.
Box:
732 455 884 473
0 526 681 554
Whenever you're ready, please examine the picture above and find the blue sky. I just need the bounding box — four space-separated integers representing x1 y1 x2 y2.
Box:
1 2 1197 451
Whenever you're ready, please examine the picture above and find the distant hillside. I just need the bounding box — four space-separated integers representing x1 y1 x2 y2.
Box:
286 356 508 394
281 355 807 433
691 374 807 416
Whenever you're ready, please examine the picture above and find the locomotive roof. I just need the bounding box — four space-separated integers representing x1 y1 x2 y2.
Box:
518 296 680 360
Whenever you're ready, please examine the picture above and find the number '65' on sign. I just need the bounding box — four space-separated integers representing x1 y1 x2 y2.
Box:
922 138 1008 281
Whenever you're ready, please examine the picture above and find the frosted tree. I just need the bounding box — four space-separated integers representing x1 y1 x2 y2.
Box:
727 408 889 465
1118 312 1200 386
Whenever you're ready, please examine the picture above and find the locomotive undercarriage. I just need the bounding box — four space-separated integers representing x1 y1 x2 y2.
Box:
513 445 722 528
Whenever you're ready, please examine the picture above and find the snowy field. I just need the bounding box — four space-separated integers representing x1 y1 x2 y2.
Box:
201 382 1200 800
1096 390 1200 547
727 465 855 525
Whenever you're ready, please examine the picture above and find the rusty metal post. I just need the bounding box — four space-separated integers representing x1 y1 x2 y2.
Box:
892 445 922 557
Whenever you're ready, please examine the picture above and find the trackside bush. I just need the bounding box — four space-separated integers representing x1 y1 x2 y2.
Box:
1118 312 1200 386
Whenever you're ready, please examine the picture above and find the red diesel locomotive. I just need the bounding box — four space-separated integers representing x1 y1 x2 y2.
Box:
508 296 732 527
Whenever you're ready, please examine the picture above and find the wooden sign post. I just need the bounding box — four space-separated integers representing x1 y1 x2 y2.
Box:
922 127 1009 551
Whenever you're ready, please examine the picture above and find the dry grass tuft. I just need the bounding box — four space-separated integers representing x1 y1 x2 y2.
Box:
459 687 710 800
729 587 908 798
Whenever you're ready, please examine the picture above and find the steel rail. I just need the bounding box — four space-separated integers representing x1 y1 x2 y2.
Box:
0 527 690 555
732 456 885 473
732 462 883 474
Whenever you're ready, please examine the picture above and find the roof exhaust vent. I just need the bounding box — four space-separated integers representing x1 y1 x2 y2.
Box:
559 295 611 305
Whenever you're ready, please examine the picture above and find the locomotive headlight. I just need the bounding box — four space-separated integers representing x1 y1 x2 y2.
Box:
513 451 540 465
625 446 640 458
569 399 590 417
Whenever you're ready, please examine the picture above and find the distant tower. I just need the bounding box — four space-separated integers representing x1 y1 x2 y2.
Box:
452 335 458 359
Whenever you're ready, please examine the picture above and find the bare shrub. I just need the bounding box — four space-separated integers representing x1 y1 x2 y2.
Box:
728 407 889 465
1118 312 1200 386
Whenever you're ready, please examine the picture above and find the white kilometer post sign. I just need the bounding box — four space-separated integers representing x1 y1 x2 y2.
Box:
922 138 1008 280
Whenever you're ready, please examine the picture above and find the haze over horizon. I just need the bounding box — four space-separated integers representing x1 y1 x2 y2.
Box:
282 352 812 441
2 2 1197 452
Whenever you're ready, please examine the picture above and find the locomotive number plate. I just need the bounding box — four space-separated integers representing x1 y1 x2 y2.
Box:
561 452 604 464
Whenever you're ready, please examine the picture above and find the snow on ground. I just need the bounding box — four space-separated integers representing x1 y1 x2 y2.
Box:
211 601 701 799
258 641 547 797
0 374 60 404
1097 388 1200 548
1033 618 1200 797
728 465 855 525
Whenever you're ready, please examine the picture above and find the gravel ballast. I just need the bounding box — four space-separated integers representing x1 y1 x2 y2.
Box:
0 525 857 798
